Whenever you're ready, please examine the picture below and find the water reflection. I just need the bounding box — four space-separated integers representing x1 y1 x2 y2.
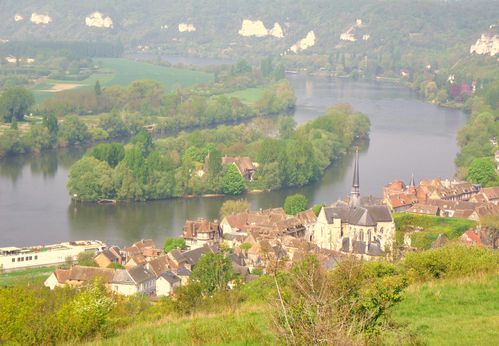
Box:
0 75 468 247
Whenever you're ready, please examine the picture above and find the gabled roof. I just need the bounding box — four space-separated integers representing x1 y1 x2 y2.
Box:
69 266 114 283
146 255 170 277
127 265 156 284
176 267 192 277
54 269 71 283
323 205 392 226
97 249 121 262
460 230 482 245
158 271 181 285
182 244 219 265
481 187 499 200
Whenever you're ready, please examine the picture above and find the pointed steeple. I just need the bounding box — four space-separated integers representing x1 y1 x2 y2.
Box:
350 147 360 207
409 172 415 187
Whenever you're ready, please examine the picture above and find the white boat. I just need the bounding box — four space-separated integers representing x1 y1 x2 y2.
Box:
0 240 106 272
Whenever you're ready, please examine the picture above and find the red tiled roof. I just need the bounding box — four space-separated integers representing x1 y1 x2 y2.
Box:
460 230 482 245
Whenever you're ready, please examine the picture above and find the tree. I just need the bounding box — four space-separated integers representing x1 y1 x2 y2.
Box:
481 216 499 249
0 87 35 122
76 251 97 267
10 117 17 130
42 114 59 136
94 80 102 96
89 142 125 168
67 156 114 201
222 164 246 195
163 237 186 253
219 199 250 218
278 116 296 139
57 115 90 146
190 252 233 296
284 194 308 215
466 157 497 186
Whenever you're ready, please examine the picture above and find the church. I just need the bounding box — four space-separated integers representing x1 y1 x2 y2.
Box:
312 149 395 258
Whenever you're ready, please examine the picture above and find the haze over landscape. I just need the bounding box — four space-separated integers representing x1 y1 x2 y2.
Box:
0 1 498 345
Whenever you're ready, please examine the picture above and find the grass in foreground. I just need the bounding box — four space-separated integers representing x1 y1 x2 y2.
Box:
91 305 275 346
390 273 499 345
0 266 54 286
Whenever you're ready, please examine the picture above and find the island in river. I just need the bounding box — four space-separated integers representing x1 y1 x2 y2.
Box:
0 75 468 247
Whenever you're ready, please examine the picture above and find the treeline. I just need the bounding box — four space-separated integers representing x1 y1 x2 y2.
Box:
455 80 499 187
0 41 124 59
67 105 370 201
0 59 295 158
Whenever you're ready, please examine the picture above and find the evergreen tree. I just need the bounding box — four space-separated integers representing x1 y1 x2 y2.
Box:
222 164 246 195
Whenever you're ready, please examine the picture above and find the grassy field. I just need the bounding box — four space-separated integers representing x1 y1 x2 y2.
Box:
89 272 499 346
91 305 275 346
224 87 264 104
33 58 214 104
394 213 475 249
391 273 499 345
0 266 54 286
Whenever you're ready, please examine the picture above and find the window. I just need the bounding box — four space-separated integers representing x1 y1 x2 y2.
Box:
17 258 21 262
12 258 15 262
34 256 38 260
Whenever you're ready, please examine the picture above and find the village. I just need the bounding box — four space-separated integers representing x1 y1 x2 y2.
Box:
38 150 498 297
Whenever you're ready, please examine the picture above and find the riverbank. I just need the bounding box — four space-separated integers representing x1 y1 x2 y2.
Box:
0 75 468 247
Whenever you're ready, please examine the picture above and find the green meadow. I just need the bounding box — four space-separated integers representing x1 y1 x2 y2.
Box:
0 266 54 286
33 58 214 104
224 87 264 104
390 274 499 346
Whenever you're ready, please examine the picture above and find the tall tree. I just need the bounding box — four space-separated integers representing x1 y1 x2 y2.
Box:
0 87 35 122
222 164 246 195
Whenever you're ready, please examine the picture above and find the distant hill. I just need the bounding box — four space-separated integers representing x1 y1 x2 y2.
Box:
0 0 498 59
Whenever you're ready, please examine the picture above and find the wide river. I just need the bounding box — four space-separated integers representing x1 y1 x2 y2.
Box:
0 75 468 247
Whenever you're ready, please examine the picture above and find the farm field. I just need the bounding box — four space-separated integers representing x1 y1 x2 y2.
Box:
224 87 264 104
32 58 214 104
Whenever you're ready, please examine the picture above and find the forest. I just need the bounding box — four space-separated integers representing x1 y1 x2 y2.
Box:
67 104 370 201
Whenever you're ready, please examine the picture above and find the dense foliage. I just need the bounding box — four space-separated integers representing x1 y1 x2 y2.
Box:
67 105 369 201
283 193 308 215
455 81 499 184
163 237 187 253
0 87 34 122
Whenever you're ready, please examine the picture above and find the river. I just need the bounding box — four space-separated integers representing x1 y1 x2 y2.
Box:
0 75 468 247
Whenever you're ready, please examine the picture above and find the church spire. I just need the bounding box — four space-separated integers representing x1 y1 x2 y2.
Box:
409 172 415 187
350 147 360 207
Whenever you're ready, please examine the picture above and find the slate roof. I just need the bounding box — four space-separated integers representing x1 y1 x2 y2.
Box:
182 244 219 265
352 240 366 254
159 271 181 285
99 249 121 262
127 265 155 284
367 242 383 256
323 205 392 226
176 267 192 277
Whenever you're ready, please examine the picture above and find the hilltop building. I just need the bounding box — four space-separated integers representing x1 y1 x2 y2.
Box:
312 149 395 258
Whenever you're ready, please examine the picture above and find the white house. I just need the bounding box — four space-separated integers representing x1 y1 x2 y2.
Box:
44 269 70 290
156 271 181 297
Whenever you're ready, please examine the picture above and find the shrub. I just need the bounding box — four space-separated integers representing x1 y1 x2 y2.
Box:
401 245 499 280
283 193 308 215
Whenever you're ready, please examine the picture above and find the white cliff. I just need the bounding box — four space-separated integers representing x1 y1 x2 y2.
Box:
470 25 499 56
290 31 316 53
178 23 196 32
85 12 113 28
30 13 52 25
238 19 284 38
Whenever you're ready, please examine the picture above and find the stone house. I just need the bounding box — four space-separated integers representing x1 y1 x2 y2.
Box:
221 156 257 180
94 246 123 268
182 219 221 249
110 265 156 296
